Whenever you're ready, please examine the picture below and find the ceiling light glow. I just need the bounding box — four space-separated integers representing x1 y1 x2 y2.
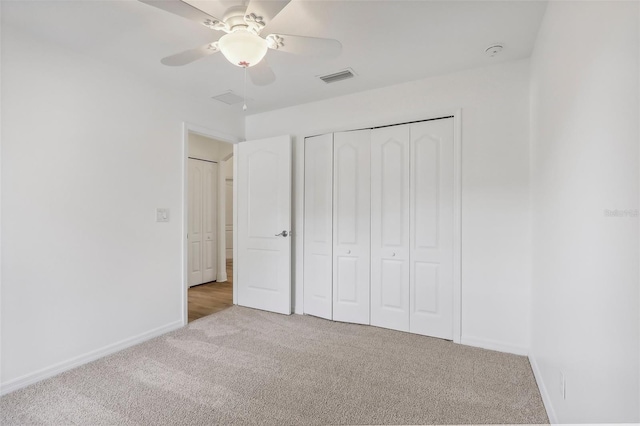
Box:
218 30 268 68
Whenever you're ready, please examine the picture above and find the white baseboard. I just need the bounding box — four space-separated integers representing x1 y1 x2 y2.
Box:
529 352 558 424
460 335 529 356
0 320 183 396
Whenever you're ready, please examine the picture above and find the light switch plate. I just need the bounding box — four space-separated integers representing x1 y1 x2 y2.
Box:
156 208 170 222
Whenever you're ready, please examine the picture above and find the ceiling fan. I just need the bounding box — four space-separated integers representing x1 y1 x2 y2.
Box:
139 0 342 86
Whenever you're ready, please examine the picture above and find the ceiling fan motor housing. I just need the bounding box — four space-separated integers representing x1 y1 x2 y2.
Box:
224 5 251 32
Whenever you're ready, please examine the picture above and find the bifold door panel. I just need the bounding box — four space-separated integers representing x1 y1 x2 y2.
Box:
303 134 334 320
333 130 371 325
370 125 411 332
409 119 454 339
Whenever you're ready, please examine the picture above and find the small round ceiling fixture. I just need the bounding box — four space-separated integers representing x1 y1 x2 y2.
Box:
485 44 504 57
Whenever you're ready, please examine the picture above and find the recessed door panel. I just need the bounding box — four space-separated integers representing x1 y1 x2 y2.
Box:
190 241 201 273
380 259 405 310
310 254 332 299
336 256 359 303
335 144 358 245
303 134 333 320
246 248 280 292
205 240 216 269
333 130 370 325
414 262 439 314
370 126 410 332
381 141 405 247
247 151 279 238
410 118 454 339
414 137 439 249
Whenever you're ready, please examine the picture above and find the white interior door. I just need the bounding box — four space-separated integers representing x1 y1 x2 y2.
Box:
409 118 454 339
188 159 217 287
371 125 410 332
237 135 292 315
303 134 333 320
333 129 371 325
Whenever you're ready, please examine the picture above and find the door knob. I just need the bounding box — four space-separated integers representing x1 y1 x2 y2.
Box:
347 250 351 254
391 252 396 257
275 230 289 237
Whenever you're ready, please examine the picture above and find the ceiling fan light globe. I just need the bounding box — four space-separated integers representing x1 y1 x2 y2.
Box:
218 30 268 68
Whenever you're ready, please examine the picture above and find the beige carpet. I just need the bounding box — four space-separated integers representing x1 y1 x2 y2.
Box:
1 306 548 425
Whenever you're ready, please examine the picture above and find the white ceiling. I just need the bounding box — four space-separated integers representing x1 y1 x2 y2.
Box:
2 0 547 114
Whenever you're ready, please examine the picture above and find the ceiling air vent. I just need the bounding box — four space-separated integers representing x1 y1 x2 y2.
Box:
318 68 356 84
211 90 249 105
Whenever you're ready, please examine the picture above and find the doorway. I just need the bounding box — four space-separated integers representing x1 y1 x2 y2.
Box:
185 129 235 323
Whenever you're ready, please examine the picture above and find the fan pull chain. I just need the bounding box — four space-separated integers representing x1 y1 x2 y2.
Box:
242 66 248 112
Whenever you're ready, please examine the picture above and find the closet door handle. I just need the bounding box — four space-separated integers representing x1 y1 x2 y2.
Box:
275 230 289 237
346 250 351 254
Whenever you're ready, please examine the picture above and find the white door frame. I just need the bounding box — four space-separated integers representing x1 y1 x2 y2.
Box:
182 122 240 326
300 109 462 343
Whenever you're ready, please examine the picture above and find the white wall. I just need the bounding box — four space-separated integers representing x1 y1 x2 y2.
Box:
245 60 532 354
529 1 639 423
0 24 243 390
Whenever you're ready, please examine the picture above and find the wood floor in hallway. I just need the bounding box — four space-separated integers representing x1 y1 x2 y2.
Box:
188 259 233 322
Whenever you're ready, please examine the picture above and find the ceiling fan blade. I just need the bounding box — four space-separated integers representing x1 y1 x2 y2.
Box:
267 34 342 58
248 59 276 86
160 42 220 66
244 0 291 34
138 0 226 30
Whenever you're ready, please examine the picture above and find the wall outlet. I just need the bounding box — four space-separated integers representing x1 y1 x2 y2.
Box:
156 208 170 222
560 372 566 400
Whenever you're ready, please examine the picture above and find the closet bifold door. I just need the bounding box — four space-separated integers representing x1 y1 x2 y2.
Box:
188 159 218 287
370 125 410 332
333 129 371 325
409 118 454 340
303 134 334 320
